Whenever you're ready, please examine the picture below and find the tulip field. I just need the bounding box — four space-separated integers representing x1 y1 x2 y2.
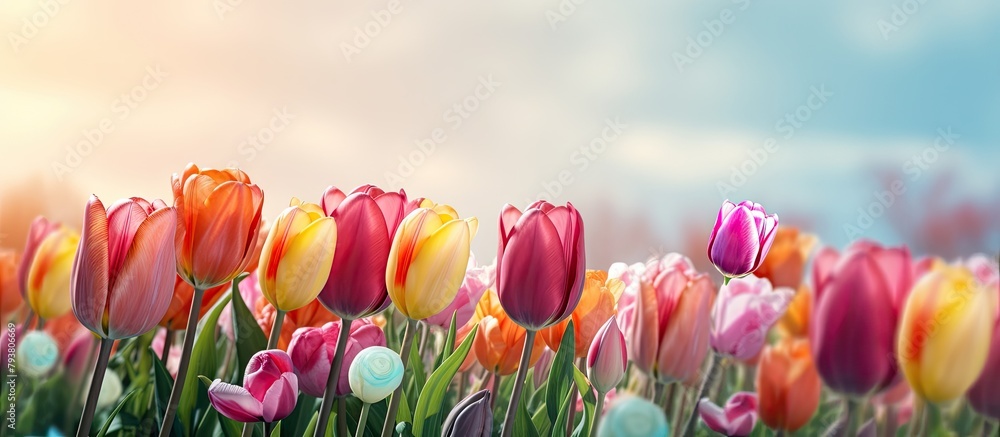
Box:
2 164 999 437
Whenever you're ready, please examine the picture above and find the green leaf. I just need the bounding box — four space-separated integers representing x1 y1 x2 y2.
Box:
96 389 139 437
301 411 320 437
230 273 268 386
195 408 220 437
179 292 233 432
514 394 540 437
550 382 577 437
570 367 596 437
282 394 316 437
152 348 184 437
411 324 479 437
408 334 427 396
546 320 575 424
531 404 551 436
434 311 458 370
270 421 282 437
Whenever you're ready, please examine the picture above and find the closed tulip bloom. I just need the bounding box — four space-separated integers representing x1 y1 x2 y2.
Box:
707 200 778 279
897 262 997 403
588 317 627 394
18 217 62 298
465 290 546 375
208 349 298 423
442 390 492 437
255 294 341 351
287 319 386 397
967 261 1000 419
609 262 646 363
319 185 424 319
0 250 21 321
752 227 816 289
258 200 337 312
349 346 405 404
173 163 264 289
159 276 228 330
756 338 821 432
710 275 792 360
698 392 758 437
71 196 177 339
386 205 477 320
541 270 624 357
596 396 669 437
810 240 913 396
425 254 495 329
773 285 811 339
497 201 585 330
26 224 79 320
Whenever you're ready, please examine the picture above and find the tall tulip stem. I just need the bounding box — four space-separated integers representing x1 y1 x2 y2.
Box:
315 317 354 437
500 329 536 437
381 318 418 437
357 402 372 437
682 353 723 437
161 329 174 362
266 309 285 350
19 310 35 333
845 398 859 436
590 391 606 437
907 398 926 437
160 286 205 437
76 337 113 437
982 420 996 437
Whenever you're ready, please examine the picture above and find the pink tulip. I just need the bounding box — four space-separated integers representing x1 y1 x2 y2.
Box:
497 201 585 330
318 185 424 319
208 349 298 423
71 196 177 339
698 392 759 437
810 240 913 396
426 254 495 329
710 275 792 360
63 331 96 383
966 255 1000 420
287 319 386 397
152 330 182 377
707 200 778 279
587 317 626 394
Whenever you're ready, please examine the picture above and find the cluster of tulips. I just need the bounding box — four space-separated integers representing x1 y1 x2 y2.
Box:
1 164 998 437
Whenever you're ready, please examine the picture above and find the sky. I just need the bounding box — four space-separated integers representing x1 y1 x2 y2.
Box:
1 0 998 270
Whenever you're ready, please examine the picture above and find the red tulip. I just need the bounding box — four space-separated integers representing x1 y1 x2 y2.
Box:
497 201 585 331
71 196 177 339
287 319 385 397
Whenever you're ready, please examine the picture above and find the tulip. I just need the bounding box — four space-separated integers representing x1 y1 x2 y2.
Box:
497 201 585 437
425 253 495 329
63 331 97 384
707 200 778 281
810 240 914 396
751 227 816 289
25 223 79 321
756 338 821 432
608 262 646 362
967 262 1000 420
208 350 298 424
71 195 177 437
588 318 626 436
697 392 758 437
159 276 228 330
710 275 792 360
467 290 546 375
348 345 405 436
18 217 62 297
17 331 59 377
287 319 385 397
532 347 555 389
0 250 20 323
258 199 337 315
255 294 340 351
541 270 624 358
152 330 181 377
442 390 493 437
773 285 811 339
596 396 669 437
897 262 996 404
380 203 477 436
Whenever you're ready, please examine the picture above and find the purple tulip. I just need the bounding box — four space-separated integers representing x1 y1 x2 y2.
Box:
442 390 493 437
497 201 585 331
710 275 792 360
207 350 298 423
286 319 386 397
707 200 778 279
698 392 759 437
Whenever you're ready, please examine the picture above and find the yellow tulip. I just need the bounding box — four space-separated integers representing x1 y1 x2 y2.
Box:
27 226 79 319
897 261 997 403
386 206 477 320
258 199 338 312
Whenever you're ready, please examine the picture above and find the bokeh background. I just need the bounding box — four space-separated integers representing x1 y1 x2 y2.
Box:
2 0 998 276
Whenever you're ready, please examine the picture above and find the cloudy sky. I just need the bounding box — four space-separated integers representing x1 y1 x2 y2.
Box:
2 0 998 268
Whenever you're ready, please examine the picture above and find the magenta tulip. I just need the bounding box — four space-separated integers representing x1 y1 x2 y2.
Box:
71 195 177 339
497 201 585 331
208 349 298 423
710 275 792 360
287 319 386 397
698 392 759 437
810 240 914 396
318 185 423 319
707 200 778 279
425 254 495 329
588 317 626 394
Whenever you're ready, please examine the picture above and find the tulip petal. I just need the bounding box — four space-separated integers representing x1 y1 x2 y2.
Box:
709 206 760 277
190 180 260 288
208 380 263 423
387 209 444 317
71 197 110 336
105 199 149 282
321 186 348 216
321 194 390 318
273 217 337 311
403 219 471 320
29 229 79 319
107 207 177 339
498 210 568 329
261 373 298 422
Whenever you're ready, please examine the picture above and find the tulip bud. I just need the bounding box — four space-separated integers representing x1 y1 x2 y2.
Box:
596 396 669 437
588 317 626 394
288 319 386 397
208 349 298 423
442 390 492 437
698 392 758 437
348 346 404 404
707 200 778 279
541 270 624 358
710 276 792 360
26 224 79 320
258 200 338 312
756 338 821 432
18 331 59 377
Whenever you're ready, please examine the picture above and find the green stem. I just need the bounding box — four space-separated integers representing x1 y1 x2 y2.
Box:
160 287 205 436
907 398 925 437
681 353 722 437
500 329 537 437
357 402 372 437
380 318 418 437
240 423 255 437
266 309 285 350
338 396 348 437
590 392 606 437
846 398 859 437
35 317 45 330
160 328 174 362
723 276 732 286
18 309 34 333
263 421 274 436
983 419 997 437
76 337 113 437
315 318 354 437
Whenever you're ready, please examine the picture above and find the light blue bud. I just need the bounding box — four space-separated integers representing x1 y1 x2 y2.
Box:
349 346 404 404
17 331 59 377
597 396 669 437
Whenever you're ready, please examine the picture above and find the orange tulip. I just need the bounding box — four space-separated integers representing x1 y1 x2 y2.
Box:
255 295 340 351
756 338 821 432
460 290 545 375
159 276 229 330
540 270 623 358
0 250 21 322
774 285 811 339
172 163 264 289
753 227 817 289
